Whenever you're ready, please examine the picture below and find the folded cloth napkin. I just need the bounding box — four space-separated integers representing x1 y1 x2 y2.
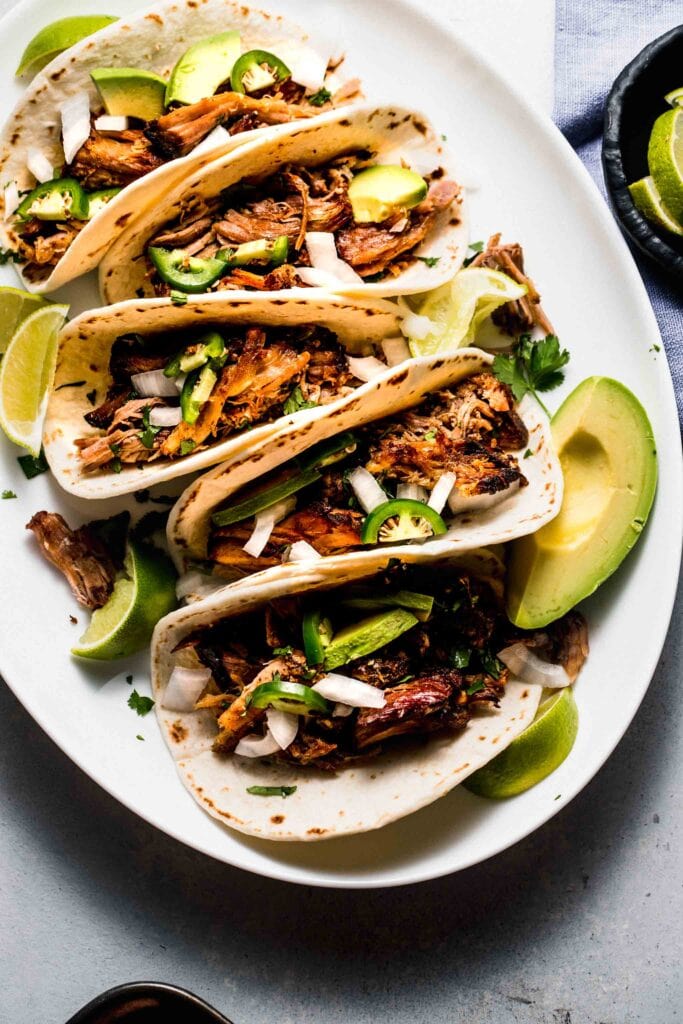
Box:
554 0 683 422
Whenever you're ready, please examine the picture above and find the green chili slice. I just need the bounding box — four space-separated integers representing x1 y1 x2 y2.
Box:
247 679 330 714
360 498 447 545
230 49 291 94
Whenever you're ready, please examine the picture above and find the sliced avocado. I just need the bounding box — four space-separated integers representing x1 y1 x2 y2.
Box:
91 68 167 120
323 608 419 671
166 31 241 106
348 165 428 223
506 377 658 629
342 591 434 622
211 466 321 528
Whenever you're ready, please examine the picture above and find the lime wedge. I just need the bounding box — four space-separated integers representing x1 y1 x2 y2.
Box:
647 107 683 223
403 267 527 357
628 176 683 236
0 286 46 355
664 87 683 108
72 542 177 660
464 687 579 799
0 303 68 454
16 15 118 78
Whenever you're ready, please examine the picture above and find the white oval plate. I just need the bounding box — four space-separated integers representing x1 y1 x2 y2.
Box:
0 0 680 889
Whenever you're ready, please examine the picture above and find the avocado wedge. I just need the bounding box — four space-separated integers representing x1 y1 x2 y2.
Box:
323 608 419 671
91 68 167 120
506 377 657 628
166 31 241 106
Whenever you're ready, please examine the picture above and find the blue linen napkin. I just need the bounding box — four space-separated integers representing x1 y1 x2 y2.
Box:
554 0 683 421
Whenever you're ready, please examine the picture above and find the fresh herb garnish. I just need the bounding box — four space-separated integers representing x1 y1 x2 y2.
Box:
492 334 570 416
480 648 503 679
55 379 86 391
523 448 532 459
136 734 145 741
246 785 297 798
417 256 440 268
466 679 486 696
0 247 22 265
86 388 97 406
283 385 317 416
17 448 48 479
127 690 155 716
272 645 294 656
170 290 188 305
2 489 17 499
138 405 161 449
308 87 332 107
463 240 484 267
179 439 196 456
450 645 472 669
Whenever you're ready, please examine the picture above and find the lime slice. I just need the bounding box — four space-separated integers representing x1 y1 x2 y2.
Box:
628 176 683 236
464 687 578 799
0 303 68 454
403 267 527 357
0 286 46 355
647 107 683 223
72 542 177 660
664 87 683 108
16 15 118 77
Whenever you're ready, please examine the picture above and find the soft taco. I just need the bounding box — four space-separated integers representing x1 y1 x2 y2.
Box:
167 352 562 595
0 0 359 292
152 550 587 841
42 291 403 498
99 103 467 303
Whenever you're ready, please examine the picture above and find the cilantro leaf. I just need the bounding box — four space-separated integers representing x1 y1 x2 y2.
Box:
491 352 529 402
450 645 472 669
2 489 17 499
417 256 440 268
17 448 49 479
179 439 196 456
283 385 317 416
272 645 293 656
492 333 570 416
127 690 155 716
480 647 503 679
466 679 486 696
246 785 297 798
463 240 484 267
308 87 331 107
138 405 161 449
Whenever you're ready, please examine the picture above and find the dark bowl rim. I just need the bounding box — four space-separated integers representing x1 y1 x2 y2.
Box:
65 981 235 1024
602 23 683 280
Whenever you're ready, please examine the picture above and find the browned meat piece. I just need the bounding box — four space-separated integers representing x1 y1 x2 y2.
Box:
145 92 317 159
336 178 461 277
211 658 293 754
77 398 166 469
84 387 130 429
109 335 169 385
68 129 164 189
354 675 459 749
470 233 554 336
228 111 263 136
26 511 116 610
511 610 589 683
16 220 84 273
151 217 215 248
283 732 339 766
351 651 413 688
436 374 528 450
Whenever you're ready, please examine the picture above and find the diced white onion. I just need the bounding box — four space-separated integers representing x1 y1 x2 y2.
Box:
347 466 387 513
242 497 296 558
333 702 354 718
192 125 232 155
279 46 328 92
498 643 571 688
174 373 187 393
94 115 129 134
235 730 281 757
163 665 211 712
149 405 182 427
175 570 223 601
60 92 91 164
428 472 457 514
399 310 435 342
345 354 388 382
381 336 411 366
313 673 386 708
266 708 299 749
27 148 54 183
3 181 19 218
295 266 341 288
284 540 321 562
306 231 363 284
130 370 179 398
396 482 428 502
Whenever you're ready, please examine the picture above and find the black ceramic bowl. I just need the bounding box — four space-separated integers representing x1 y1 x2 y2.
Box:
65 982 235 1024
602 24 683 282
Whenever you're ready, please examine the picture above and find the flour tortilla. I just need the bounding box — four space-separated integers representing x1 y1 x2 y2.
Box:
0 0 353 293
99 102 468 303
152 549 542 842
42 291 401 498
166 348 563 582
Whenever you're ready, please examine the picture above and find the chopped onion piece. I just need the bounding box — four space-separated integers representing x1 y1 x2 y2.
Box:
235 730 281 757
192 125 232 155
399 310 435 342
130 369 179 397
428 472 457 513
94 115 129 133
345 354 388 382
266 708 299 749
243 497 296 558
396 482 428 502
27 148 54 183
295 266 340 288
306 231 363 284
347 466 387 513
284 540 321 562
333 702 354 718
381 335 411 366
498 644 571 688
313 674 386 708
289 48 328 92
149 405 182 427
163 665 211 711
174 373 187 393
3 181 19 218
60 92 91 164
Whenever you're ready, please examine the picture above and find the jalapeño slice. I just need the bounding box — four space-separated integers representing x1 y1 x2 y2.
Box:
180 364 217 424
164 332 225 377
360 498 447 545
295 431 357 471
217 235 289 268
148 248 227 293
247 679 330 714
303 608 334 667
230 49 291 94
211 466 321 528
17 177 89 221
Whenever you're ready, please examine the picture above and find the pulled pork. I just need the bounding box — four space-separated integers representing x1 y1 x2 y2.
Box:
470 233 554 336
26 511 117 609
